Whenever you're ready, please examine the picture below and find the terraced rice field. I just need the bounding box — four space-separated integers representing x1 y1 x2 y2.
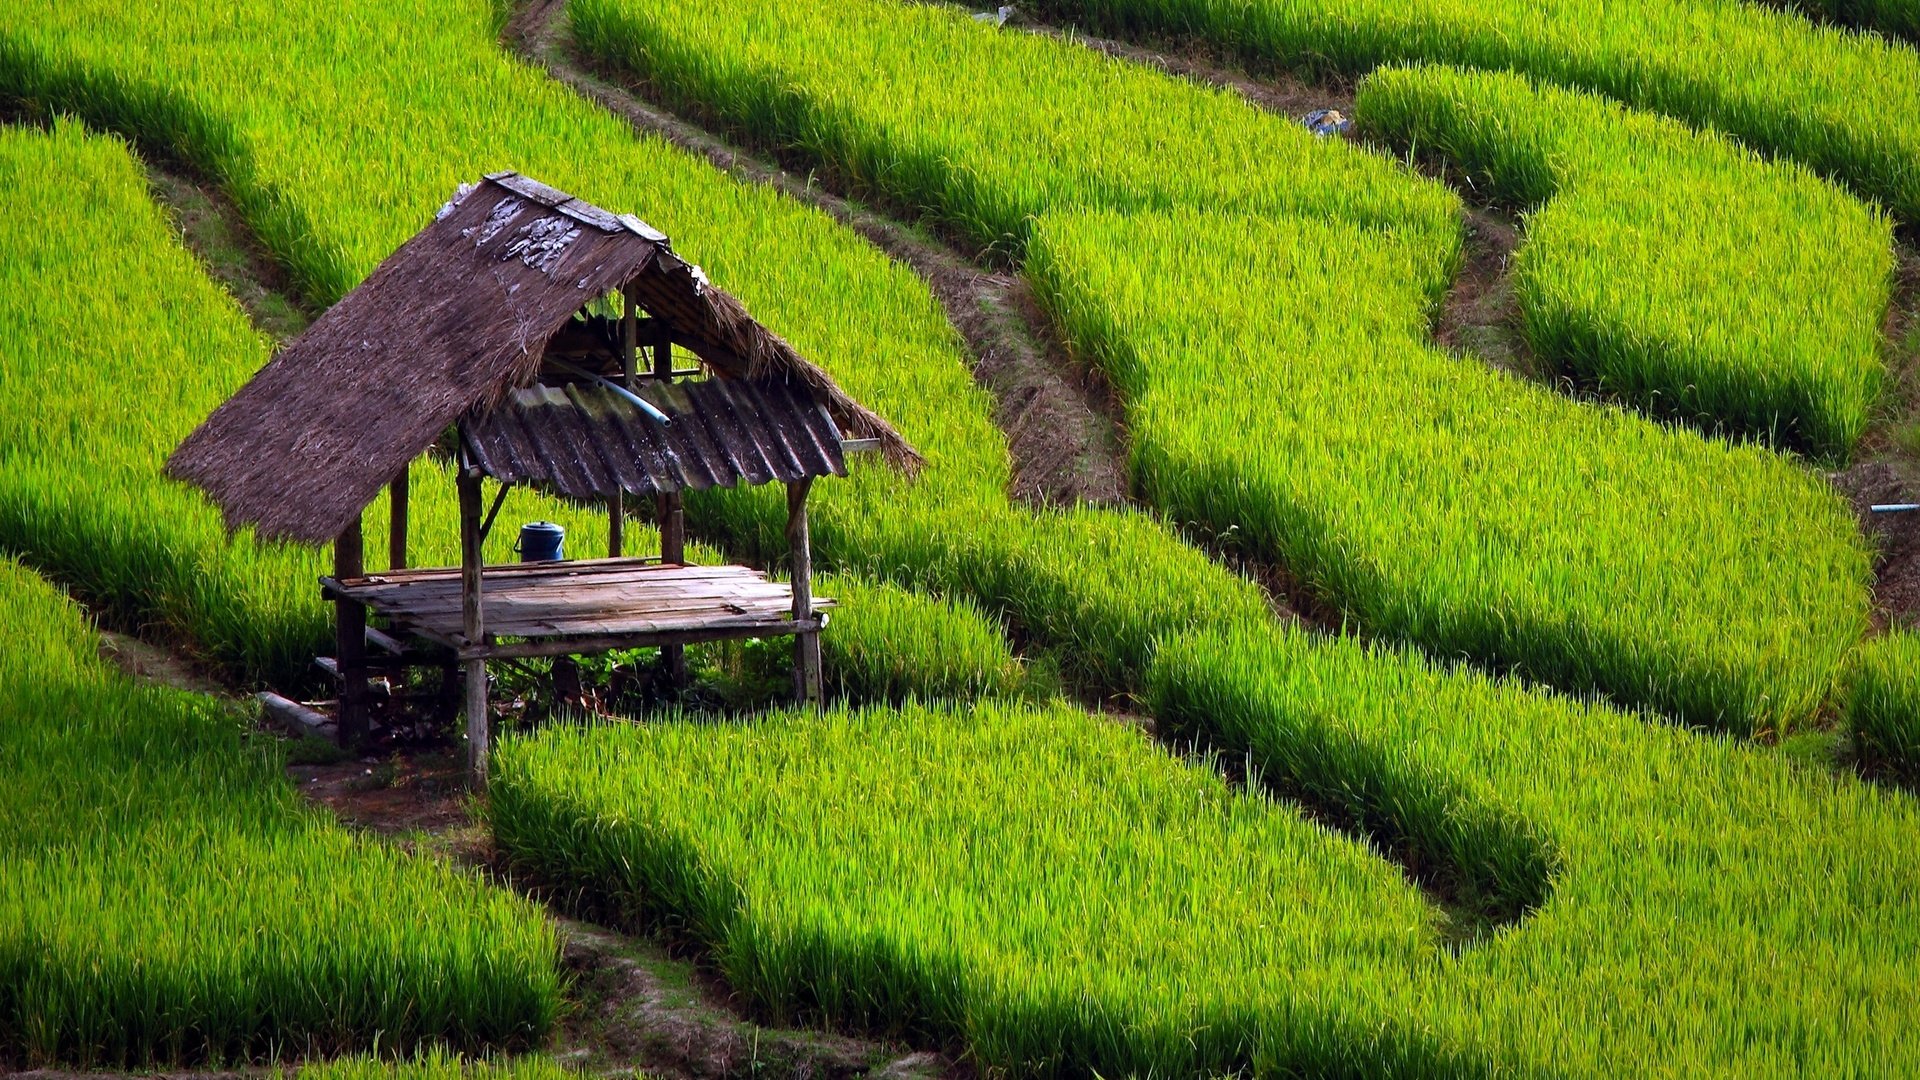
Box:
4 0 1920 1074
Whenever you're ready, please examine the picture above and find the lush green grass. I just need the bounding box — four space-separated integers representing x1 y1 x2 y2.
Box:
490 702 1476 1076
1147 623 1920 1075
0 554 560 1067
1025 0 1920 224
1358 64 1895 459
571 0 1458 258
493 644 1920 1075
1029 205 1870 731
1843 630 1920 776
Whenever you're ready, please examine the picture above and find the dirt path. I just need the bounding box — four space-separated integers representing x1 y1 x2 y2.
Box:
504 0 1129 511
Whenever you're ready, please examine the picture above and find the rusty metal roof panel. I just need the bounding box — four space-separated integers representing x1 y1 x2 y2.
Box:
463 377 847 498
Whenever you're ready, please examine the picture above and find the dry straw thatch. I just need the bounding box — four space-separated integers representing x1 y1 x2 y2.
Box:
167 172 919 545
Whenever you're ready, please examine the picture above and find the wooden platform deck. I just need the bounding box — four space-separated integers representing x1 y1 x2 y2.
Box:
321 558 829 660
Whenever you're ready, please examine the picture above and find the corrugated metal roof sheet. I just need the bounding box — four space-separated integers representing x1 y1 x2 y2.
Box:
462 377 848 498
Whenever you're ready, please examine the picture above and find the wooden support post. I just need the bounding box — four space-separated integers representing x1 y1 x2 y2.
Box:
459 466 490 790
653 322 689 688
388 467 410 570
610 286 640 559
334 515 368 747
786 478 821 706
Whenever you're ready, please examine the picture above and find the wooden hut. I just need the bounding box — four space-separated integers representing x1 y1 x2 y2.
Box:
167 172 919 787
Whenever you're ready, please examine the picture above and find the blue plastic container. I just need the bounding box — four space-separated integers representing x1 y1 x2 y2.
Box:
517 521 565 562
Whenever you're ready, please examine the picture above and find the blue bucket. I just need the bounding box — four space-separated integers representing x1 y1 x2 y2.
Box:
517 521 565 562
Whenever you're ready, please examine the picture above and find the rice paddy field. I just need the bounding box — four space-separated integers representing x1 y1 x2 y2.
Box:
3 0 1920 1074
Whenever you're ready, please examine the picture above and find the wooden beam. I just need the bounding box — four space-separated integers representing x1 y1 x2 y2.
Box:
459 466 489 790
258 691 335 741
456 616 824 661
388 467 410 570
787 478 821 706
334 515 368 747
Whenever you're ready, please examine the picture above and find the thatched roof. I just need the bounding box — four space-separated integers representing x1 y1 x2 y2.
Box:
167 172 920 545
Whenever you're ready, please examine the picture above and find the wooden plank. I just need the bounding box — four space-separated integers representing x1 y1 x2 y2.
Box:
463 617 824 661
258 691 335 741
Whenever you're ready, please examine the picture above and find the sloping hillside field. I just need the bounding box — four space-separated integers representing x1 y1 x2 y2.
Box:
4 0 1920 1074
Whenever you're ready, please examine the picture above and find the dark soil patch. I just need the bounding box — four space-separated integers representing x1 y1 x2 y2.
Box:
1434 207 1537 379
504 1 1130 510
551 919 956 1080
97 628 231 697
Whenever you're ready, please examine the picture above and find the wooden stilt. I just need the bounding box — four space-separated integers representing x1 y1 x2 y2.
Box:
786 478 821 706
610 286 638 559
459 466 490 790
388 467 409 570
653 324 689 689
334 515 368 747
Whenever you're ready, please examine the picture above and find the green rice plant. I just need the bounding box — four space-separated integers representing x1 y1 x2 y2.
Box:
492 648 1920 1075
1145 623 1920 1075
0 557 561 1067
1030 206 1870 731
489 702 1482 1076
814 572 1035 702
1023 0 1920 223
1843 630 1920 775
1357 64 1895 459
568 0 1459 261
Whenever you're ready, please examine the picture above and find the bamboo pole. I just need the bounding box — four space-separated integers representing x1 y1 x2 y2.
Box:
459 466 489 790
334 515 367 747
786 478 821 706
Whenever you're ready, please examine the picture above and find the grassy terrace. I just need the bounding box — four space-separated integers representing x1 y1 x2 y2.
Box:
0 539 558 1065
1026 0 1920 224
488 631 1920 1075
1358 64 1894 459
568 0 1871 732
5 0 1920 1074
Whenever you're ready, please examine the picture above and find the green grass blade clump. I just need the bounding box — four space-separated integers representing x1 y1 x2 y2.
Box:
1148 623 1920 1074
1027 206 1871 732
490 703 1491 1076
0 556 560 1067
1025 0 1920 223
1357 64 1895 459
1843 629 1920 776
